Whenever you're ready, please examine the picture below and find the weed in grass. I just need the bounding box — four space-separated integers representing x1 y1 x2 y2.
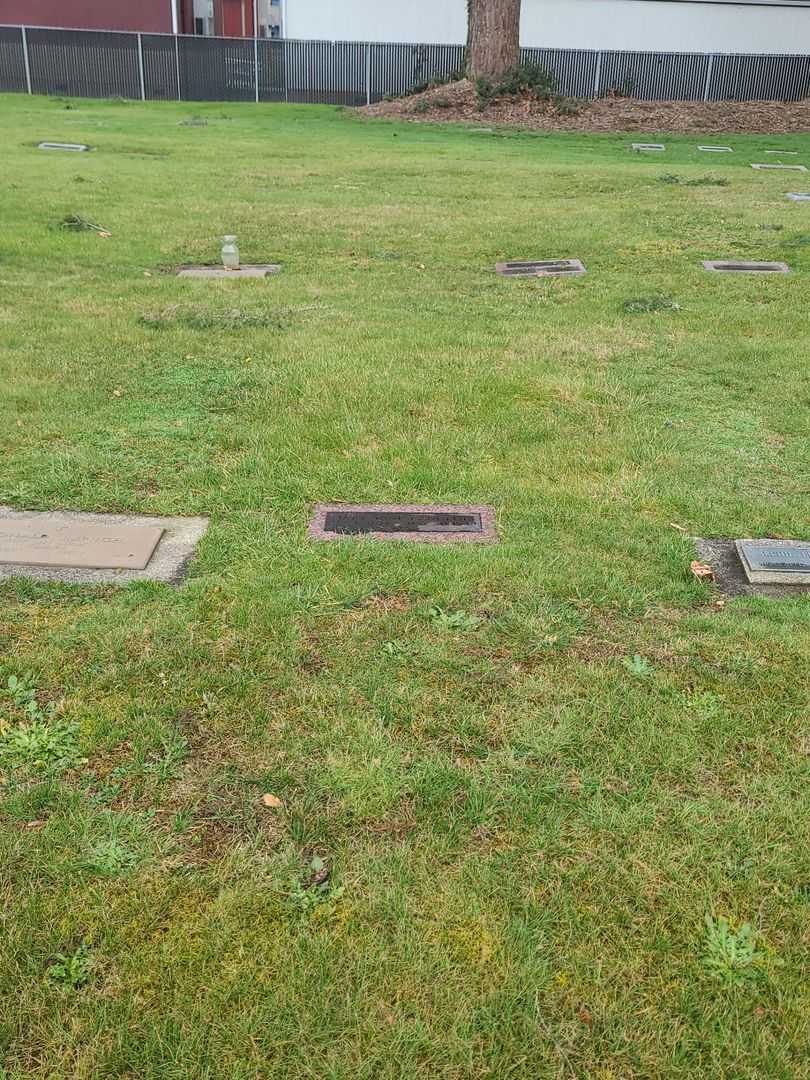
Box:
620 654 654 678
58 214 110 235
80 837 139 876
47 944 94 990
622 295 680 314
429 606 482 632
686 175 730 187
0 675 81 781
3 672 37 711
703 915 764 988
140 735 188 784
138 304 288 331
381 640 407 657
657 174 730 187
290 855 345 913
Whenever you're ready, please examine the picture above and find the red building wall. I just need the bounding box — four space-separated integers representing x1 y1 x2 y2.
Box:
0 0 177 34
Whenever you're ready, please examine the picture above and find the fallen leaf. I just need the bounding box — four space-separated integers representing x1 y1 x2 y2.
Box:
690 560 714 581
261 793 283 809
143 271 152 277
112 388 123 398
578 1006 593 1027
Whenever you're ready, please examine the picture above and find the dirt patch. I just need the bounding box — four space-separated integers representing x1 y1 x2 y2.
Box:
361 80 810 135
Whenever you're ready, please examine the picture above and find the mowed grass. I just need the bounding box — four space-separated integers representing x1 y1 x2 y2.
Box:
2 93 810 1078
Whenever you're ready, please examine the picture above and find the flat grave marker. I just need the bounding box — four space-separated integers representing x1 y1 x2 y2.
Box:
736 539 810 584
176 265 281 278
308 504 498 544
764 150 799 155
38 142 89 152
496 259 586 278
702 260 790 274
0 519 162 570
698 145 733 153
632 143 665 151
0 508 208 585
786 192 810 201
751 163 808 172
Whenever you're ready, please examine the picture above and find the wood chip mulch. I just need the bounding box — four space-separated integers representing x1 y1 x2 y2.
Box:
360 79 810 135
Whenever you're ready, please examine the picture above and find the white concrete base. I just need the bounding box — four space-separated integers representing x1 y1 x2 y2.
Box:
176 265 281 279
0 508 208 586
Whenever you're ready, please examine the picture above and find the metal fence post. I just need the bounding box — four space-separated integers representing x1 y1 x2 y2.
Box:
137 33 146 100
21 27 32 95
365 43 371 105
174 34 181 100
284 40 289 103
593 50 602 98
703 53 715 101
254 32 259 102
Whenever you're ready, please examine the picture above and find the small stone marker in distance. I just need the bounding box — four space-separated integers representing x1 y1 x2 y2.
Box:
698 145 732 153
496 259 586 278
786 192 810 201
702 260 790 273
751 163 808 172
764 149 798 155
38 142 89 152
632 143 665 151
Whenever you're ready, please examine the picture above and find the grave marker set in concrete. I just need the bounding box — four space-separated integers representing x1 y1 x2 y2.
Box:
177 233 280 278
38 142 89 152
632 143 665 152
0 508 208 585
495 259 586 278
698 146 733 153
702 260 790 274
308 504 498 544
764 149 798 155
177 265 281 278
736 540 810 584
694 537 810 596
786 192 810 201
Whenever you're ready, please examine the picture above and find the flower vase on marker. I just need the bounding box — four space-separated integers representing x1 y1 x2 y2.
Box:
221 236 240 270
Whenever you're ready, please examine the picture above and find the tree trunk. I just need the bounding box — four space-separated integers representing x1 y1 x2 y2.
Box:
466 0 521 81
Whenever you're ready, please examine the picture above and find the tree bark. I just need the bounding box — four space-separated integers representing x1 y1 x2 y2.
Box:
466 0 521 81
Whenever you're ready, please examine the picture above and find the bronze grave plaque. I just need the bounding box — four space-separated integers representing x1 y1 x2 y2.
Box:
0 518 164 569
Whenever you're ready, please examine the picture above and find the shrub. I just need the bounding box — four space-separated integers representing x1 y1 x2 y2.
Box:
474 63 559 109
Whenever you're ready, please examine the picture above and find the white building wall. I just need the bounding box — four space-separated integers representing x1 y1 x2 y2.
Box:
284 0 810 55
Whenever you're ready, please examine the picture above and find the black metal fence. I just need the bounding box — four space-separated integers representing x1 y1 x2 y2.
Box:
1 25 809 104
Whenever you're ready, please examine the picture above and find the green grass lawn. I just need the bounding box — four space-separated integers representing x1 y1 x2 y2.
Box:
2 92 810 1079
